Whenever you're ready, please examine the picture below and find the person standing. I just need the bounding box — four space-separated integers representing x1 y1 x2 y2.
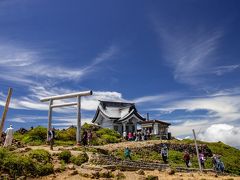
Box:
183 151 191 168
124 147 132 160
123 131 127 140
161 144 168 163
128 132 132 141
48 128 55 150
212 154 218 171
199 151 205 169
4 125 14 147
82 130 88 146
87 130 93 146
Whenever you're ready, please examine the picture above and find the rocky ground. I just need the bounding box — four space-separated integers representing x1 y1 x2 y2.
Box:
14 140 240 180
34 166 240 180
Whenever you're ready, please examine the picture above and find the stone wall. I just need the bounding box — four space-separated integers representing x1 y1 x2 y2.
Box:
90 153 169 171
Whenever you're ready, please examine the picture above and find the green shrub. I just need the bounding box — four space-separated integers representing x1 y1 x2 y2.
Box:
0 148 10 164
19 126 47 145
0 148 53 177
3 154 36 177
58 150 72 163
56 127 76 141
82 123 101 131
71 152 89 166
28 126 47 141
93 128 121 145
101 134 120 144
34 163 54 176
29 149 51 164
96 128 121 138
55 140 75 146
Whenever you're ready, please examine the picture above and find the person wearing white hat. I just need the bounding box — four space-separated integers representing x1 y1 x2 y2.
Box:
3 124 14 147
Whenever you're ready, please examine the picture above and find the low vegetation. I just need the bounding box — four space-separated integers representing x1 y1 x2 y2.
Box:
14 123 122 146
58 150 72 163
70 152 89 166
112 140 240 175
8 124 240 177
0 148 53 178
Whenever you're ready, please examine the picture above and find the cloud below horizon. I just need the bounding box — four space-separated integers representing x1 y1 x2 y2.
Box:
198 124 240 147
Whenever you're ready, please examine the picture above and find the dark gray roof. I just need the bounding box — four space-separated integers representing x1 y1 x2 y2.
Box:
92 100 145 123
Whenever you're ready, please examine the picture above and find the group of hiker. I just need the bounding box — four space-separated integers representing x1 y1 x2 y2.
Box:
124 144 225 173
123 131 151 141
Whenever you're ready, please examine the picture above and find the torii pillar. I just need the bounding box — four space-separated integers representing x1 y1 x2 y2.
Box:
40 90 92 145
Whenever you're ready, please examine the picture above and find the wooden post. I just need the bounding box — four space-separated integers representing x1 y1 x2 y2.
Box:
47 99 53 141
192 129 202 172
0 88 13 136
77 96 81 145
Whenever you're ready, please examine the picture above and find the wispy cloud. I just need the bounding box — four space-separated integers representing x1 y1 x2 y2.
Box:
152 19 239 86
0 86 126 112
0 41 120 114
0 42 118 86
133 92 182 104
212 64 240 76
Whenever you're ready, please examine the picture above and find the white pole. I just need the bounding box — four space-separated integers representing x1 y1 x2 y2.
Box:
51 102 77 108
192 129 202 172
41 90 92 102
47 100 53 141
77 96 81 145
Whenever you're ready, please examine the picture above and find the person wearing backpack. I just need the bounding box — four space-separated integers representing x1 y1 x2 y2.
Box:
124 147 132 160
161 144 168 163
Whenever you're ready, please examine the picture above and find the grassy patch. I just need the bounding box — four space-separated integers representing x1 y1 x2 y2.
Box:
0 147 53 177
71 152 89 166
58 150 72 163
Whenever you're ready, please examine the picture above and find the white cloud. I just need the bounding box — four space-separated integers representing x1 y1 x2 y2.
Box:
154 22 222 85
144 88 240 146
153 20 239 86
82 91 126 110
0 42 120 113
212 64 240 76
0 86 126 112
169 119 210 137
198 124 240 147
133 92 182 104
0 42 118 86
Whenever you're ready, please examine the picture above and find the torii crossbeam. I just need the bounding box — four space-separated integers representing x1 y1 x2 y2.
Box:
40 90 92 145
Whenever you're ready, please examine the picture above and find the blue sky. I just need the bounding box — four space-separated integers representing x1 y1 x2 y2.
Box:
0 0 240 147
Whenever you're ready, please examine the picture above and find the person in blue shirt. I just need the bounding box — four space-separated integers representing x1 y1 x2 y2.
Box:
124 147 132 160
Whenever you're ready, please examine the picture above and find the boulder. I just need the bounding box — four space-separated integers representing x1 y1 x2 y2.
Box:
69 170 78 176
136 169 145 175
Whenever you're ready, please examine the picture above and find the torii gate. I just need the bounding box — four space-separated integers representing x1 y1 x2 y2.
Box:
40 90 92 145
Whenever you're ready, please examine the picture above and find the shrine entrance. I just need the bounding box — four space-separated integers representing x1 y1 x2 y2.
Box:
40 90 92 145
